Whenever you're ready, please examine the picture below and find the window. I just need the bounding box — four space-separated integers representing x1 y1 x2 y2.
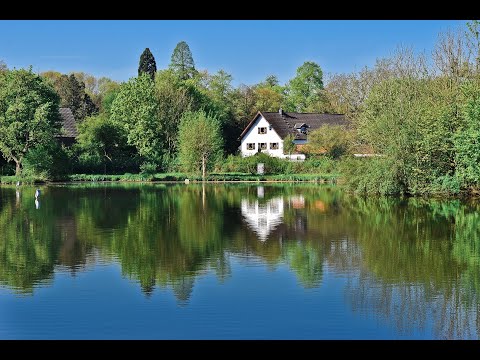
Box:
258 127 267 134
246 143 255 150
259 143 267 150
270 142 279 150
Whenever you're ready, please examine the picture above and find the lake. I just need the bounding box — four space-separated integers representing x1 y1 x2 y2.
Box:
0 183 479 339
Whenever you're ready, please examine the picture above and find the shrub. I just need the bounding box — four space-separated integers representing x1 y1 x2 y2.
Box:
22 142 70 180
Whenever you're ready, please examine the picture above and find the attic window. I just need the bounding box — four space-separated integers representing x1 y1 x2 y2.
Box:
258 127 267 134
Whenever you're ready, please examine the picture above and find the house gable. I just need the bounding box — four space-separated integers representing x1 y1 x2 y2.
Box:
240 113 283 157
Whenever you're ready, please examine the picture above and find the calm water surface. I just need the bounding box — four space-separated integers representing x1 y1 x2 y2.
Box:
0 183 479 339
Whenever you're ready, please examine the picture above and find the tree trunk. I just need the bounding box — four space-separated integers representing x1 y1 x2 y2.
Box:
15 161 21 176
202 155 206 181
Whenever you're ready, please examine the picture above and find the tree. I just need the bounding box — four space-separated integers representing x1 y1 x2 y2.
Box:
285 61 324 112
0 69 60 175
155 69 193 167
454 92 480 189
0 60 7 72
264 74 279 87
177 110 223 180
77 114 127 174
170 41 196 80
44 73 98 121
138 48 157 80
110 73 162 167
283 134 296 156
303 125 351 159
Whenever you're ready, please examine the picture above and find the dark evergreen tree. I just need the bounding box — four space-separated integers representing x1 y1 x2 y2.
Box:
138 48 157 80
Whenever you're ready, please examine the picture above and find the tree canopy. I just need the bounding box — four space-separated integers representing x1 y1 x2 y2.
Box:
177 110 223 179
138 48 157 80
0 69 60 175
170 41 196 80
110 73 162 168
285 61 324 112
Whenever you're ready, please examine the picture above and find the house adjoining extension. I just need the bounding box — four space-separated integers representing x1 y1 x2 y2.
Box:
239 108 347 160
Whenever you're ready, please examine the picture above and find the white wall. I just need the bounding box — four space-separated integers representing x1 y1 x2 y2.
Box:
240 115 284 157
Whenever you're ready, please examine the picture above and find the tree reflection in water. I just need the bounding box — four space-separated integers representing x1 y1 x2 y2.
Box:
0 183 479 338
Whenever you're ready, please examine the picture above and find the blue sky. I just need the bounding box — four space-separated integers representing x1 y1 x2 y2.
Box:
0 20 467 86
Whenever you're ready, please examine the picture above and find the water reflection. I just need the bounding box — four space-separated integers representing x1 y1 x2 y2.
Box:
241 196 284 241
0 184 479 338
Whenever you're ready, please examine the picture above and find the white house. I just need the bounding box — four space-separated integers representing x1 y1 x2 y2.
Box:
239 109 347 160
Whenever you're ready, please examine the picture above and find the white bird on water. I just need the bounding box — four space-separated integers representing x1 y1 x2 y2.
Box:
35 189 41 199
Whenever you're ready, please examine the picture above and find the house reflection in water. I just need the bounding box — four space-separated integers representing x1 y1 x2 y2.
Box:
241 193 284 242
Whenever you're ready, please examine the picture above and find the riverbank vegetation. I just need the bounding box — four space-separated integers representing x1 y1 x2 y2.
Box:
2 22 480 196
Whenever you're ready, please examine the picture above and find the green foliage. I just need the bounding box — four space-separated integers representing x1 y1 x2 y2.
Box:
139 162 157 176
154 69 194 167
138 48 157 80
110 73 162 167
454 94 480 189
253 75 285 112
177 110 223 177
76 114 131 174
340 156 405 195
303 125 351 159
352 75 466 195
0 68 60 175
101 85 121 116
218 154 339 177
285 61 324 112
283 134 296 155
22 141 70 180
170 41 196 80
52 73 98 121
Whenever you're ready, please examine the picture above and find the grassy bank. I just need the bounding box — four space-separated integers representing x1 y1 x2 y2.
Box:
69 172 339 183
1 172 339 184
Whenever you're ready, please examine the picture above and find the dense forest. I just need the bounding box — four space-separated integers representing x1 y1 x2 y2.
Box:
2 21 480 196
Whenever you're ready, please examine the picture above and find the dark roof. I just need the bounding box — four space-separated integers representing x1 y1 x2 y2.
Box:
58 107 78 138
240 111 348 140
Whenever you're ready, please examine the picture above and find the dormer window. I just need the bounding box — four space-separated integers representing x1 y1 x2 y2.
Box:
294 122 308 134
258 127 267 134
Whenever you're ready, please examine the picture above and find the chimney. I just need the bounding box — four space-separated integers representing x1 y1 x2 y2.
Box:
279 108 284 116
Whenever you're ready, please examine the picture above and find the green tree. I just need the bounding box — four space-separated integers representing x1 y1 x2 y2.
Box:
303 125 351 159
178 110 223 180
283 134 296 156
77 114 127 174
23 141 70 180
170 41 196 80
101 85 121 116
46 73 98 121
0 69 60 175
454 92 480 189
285 61 324 112
110 73 162 167
155 69 193 167
138 48 157 80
